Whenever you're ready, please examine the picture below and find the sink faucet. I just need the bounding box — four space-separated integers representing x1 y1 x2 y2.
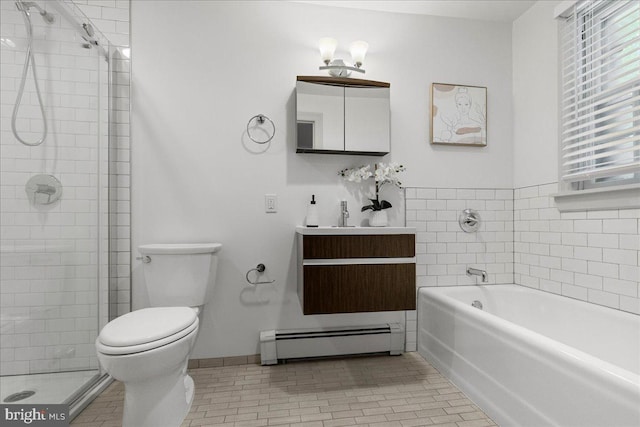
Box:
338 200 349 227
467 267 488 283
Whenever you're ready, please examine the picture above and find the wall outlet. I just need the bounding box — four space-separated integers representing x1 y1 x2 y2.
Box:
265 194 277 213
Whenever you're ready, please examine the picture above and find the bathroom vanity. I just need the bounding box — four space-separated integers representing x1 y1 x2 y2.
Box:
296 226 416 314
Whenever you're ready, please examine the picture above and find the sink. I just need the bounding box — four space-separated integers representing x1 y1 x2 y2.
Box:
295 226 416 235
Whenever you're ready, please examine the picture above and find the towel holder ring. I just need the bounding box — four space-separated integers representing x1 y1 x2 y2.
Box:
247 114 275 144
246 263 275 285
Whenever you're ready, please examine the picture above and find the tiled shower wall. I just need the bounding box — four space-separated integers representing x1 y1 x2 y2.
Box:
514 183 640 315
404 187 515 351
0 0 130 376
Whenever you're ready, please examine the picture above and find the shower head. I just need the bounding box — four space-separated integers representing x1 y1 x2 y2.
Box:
15 1 55 24
83 23 95 38
81 23 100 48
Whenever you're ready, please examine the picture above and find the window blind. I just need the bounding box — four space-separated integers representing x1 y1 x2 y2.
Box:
559 0 640 185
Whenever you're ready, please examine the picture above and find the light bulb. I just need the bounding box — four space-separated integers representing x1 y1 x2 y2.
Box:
318 37 337 65
349 40 368 68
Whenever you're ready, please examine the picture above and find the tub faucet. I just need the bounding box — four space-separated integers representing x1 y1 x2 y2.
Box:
467 267 488 283
338 200 349 227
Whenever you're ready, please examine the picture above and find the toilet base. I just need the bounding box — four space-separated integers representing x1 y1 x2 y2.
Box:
122 370 195 427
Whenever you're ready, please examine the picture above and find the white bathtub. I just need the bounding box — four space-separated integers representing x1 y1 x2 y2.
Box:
418 285 640 427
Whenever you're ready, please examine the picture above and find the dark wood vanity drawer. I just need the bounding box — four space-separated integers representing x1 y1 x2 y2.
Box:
302 234 415 259
302 263 416 314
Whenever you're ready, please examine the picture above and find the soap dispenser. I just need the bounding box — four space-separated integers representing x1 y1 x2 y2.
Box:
306 195 319 227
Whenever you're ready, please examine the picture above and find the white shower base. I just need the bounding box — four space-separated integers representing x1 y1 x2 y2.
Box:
1 370 100 404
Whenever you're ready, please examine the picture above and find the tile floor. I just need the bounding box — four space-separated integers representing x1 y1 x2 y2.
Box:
71 352 496 427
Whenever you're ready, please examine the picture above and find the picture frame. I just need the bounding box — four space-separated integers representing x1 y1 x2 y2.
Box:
430 83 487 147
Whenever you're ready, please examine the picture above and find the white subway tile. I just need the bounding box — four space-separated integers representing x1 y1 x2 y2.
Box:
587 210 619 219
476 189 496 199
537 183 558 196
405 199 426 210
603 248 637 266
574 272 603 290
574 219 602 233
404 188 417 199
603 278 638 297
587 289 619 309
562 258 588 273
619 234 640 250
587 233 619 249
415 188 436 199
587 261 619 279
602 219 638 234
562 283 589 300
561 211 587 220
561 232 587 247
619 296 640 315
456 189 476 199
436 188 457 199
619 265 640 282
573 246 602 262
519 186 539 199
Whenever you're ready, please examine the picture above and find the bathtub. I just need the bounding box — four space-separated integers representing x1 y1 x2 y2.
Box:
418 285 640 427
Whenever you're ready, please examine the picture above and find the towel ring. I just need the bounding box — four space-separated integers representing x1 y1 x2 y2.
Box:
247 114 275 144
245 263 275 285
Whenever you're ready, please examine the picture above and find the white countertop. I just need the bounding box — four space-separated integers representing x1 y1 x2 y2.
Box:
296 226 416 235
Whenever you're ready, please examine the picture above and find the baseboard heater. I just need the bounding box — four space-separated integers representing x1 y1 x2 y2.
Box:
260 323 404 365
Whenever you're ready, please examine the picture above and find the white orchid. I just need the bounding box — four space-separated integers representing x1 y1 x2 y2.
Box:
339 162 406 211
339 165 373 182
374 162 405 188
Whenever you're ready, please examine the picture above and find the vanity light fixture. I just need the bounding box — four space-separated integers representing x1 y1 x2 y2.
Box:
318 38 368 77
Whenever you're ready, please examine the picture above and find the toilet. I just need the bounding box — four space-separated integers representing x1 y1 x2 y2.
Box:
95 243 222 427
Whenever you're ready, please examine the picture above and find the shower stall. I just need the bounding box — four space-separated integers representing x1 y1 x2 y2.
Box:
0 0 130 416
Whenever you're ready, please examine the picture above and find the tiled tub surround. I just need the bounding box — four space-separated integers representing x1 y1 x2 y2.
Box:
515 183 640 314
404 187 514 351
418 285 640 427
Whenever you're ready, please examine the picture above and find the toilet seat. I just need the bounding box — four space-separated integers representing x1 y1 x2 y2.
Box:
96 307 198 355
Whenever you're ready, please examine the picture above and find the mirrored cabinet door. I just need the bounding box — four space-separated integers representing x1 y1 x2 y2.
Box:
296 81 344 151
296 76 391 156
345 86 390 153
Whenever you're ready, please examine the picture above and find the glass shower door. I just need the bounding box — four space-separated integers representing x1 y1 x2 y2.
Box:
0 0 114 407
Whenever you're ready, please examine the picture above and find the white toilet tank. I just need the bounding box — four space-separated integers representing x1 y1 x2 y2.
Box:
138 243 222 307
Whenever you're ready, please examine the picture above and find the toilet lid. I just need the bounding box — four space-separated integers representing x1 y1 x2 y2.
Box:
98 307 197 348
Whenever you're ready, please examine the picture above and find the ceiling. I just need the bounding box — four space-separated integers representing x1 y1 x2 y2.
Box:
296 1 537 23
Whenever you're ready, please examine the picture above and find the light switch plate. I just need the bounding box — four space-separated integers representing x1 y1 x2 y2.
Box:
265 194 277 213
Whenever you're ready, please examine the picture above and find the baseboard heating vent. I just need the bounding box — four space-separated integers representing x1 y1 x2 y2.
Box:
260 323 404 365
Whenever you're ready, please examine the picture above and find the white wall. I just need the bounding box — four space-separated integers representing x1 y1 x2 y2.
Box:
130 1 513 358
512 0 560 188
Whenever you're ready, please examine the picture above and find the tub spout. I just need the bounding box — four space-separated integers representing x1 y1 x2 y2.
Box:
467 267 488 283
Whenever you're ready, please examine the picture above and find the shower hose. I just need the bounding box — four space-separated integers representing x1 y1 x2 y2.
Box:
11 5 48 147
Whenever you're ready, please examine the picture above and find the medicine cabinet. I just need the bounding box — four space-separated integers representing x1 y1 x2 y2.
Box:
296 76 390 156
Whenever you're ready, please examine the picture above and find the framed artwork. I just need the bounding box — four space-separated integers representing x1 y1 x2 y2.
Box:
430 83 487 146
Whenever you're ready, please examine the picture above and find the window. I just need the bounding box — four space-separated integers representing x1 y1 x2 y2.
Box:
559 0 639 194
